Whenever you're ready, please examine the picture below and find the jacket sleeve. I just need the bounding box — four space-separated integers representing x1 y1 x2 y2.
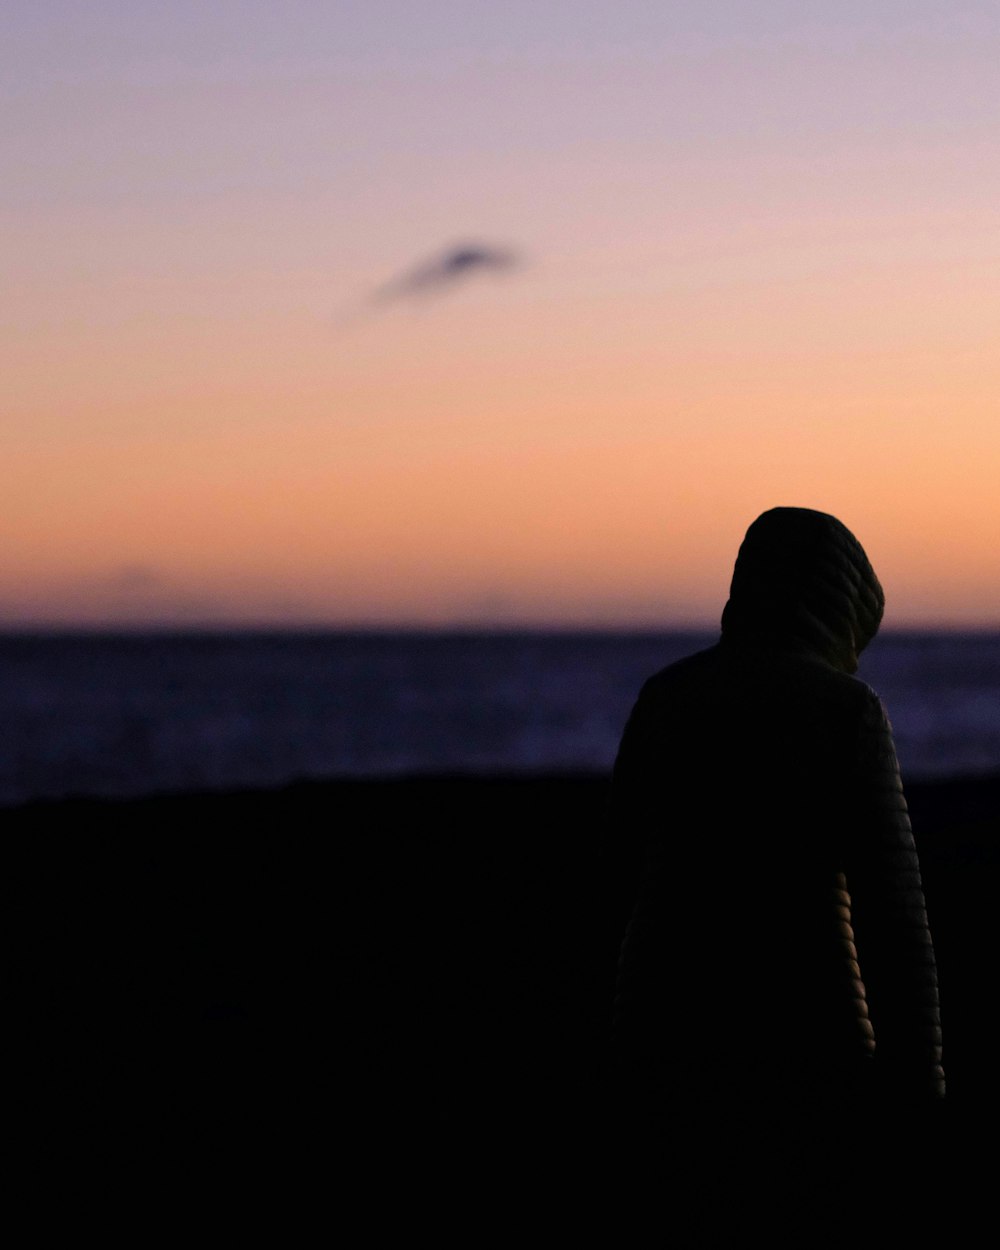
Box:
845 689 945 1100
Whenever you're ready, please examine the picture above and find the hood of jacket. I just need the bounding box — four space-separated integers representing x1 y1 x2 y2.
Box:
720 507 884 674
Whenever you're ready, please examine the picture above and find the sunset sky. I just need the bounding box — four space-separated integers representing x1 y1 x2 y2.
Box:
6 2 1000 627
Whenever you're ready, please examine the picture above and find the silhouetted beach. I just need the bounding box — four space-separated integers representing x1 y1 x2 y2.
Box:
9 771 999 1228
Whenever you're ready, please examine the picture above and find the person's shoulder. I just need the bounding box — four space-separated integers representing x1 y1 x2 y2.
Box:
809 662 881 706
638 643 721 698
785 664 894 750
818 667 887 719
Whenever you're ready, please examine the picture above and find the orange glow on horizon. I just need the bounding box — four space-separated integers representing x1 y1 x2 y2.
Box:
10 387 1000 627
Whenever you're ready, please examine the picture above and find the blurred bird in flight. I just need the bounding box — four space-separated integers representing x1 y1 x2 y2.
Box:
375 242 520 300
336 241 522 328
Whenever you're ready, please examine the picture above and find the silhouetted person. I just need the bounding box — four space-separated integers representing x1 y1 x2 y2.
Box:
601 508 944 1236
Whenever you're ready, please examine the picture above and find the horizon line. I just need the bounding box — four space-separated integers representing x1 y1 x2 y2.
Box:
1 621 999 636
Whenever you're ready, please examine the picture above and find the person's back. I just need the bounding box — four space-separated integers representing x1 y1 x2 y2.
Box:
600 509 944 1231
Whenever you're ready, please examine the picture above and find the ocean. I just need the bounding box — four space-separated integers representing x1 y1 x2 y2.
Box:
1 630 998 808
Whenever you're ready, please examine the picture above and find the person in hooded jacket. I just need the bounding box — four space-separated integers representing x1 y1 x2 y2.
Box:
600 507 944 1228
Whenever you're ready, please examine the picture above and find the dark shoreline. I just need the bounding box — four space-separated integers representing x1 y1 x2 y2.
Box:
10 771 1000 1210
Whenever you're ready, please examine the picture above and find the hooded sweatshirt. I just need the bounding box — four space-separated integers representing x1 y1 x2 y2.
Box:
605 508 944 1104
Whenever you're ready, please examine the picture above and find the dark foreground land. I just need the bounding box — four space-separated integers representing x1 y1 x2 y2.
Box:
9 773 1000 1233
